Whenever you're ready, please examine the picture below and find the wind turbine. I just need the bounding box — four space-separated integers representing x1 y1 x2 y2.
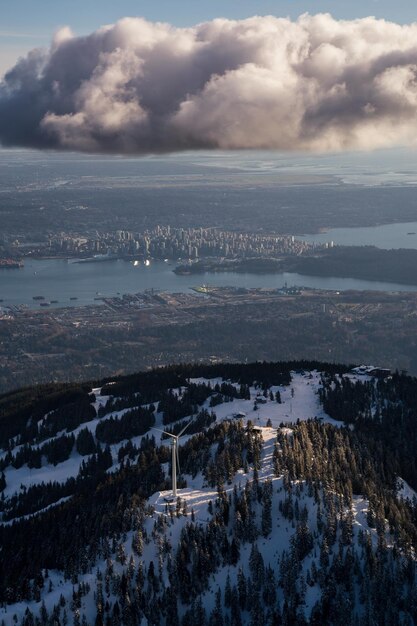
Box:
152 419 194 500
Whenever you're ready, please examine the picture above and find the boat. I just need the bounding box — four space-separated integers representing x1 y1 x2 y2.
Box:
50 300 59 304
0 259 24 269
407 232 416 235
33 295 45 300
75 253 118 263
70 297 78 300
40 302 50 307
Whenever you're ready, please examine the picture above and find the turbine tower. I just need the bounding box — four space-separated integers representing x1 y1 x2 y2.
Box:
152 420 194 499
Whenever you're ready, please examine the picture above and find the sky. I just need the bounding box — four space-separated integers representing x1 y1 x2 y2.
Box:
0 1 416 77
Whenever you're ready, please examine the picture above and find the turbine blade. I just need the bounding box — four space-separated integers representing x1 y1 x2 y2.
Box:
178 418 195 437
151 426 175 438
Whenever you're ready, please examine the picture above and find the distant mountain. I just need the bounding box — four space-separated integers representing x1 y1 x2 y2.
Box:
0 361 417 626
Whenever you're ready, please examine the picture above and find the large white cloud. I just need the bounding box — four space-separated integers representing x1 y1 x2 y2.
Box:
2 13 417 154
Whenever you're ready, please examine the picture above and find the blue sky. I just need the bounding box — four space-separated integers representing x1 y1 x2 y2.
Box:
0 0 416 76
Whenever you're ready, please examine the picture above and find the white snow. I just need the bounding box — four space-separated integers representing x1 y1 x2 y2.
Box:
3 451 82 499
1 371 345 523
0 418 393 626
397 477 417 503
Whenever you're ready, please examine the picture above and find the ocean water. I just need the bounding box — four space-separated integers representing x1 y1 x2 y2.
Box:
2 149 417 308
1 257 417 310
299 221 417 249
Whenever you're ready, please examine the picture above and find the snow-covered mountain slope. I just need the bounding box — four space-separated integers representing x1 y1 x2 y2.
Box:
0 363 417 625
0 421 404 625
0 371 339 516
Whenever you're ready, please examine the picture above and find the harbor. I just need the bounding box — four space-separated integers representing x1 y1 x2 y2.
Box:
2 257 417 310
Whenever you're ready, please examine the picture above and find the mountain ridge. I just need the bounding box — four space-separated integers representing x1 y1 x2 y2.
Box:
1 361 417 625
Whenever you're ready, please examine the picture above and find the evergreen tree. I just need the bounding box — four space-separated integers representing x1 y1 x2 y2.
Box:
76 428 96 456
